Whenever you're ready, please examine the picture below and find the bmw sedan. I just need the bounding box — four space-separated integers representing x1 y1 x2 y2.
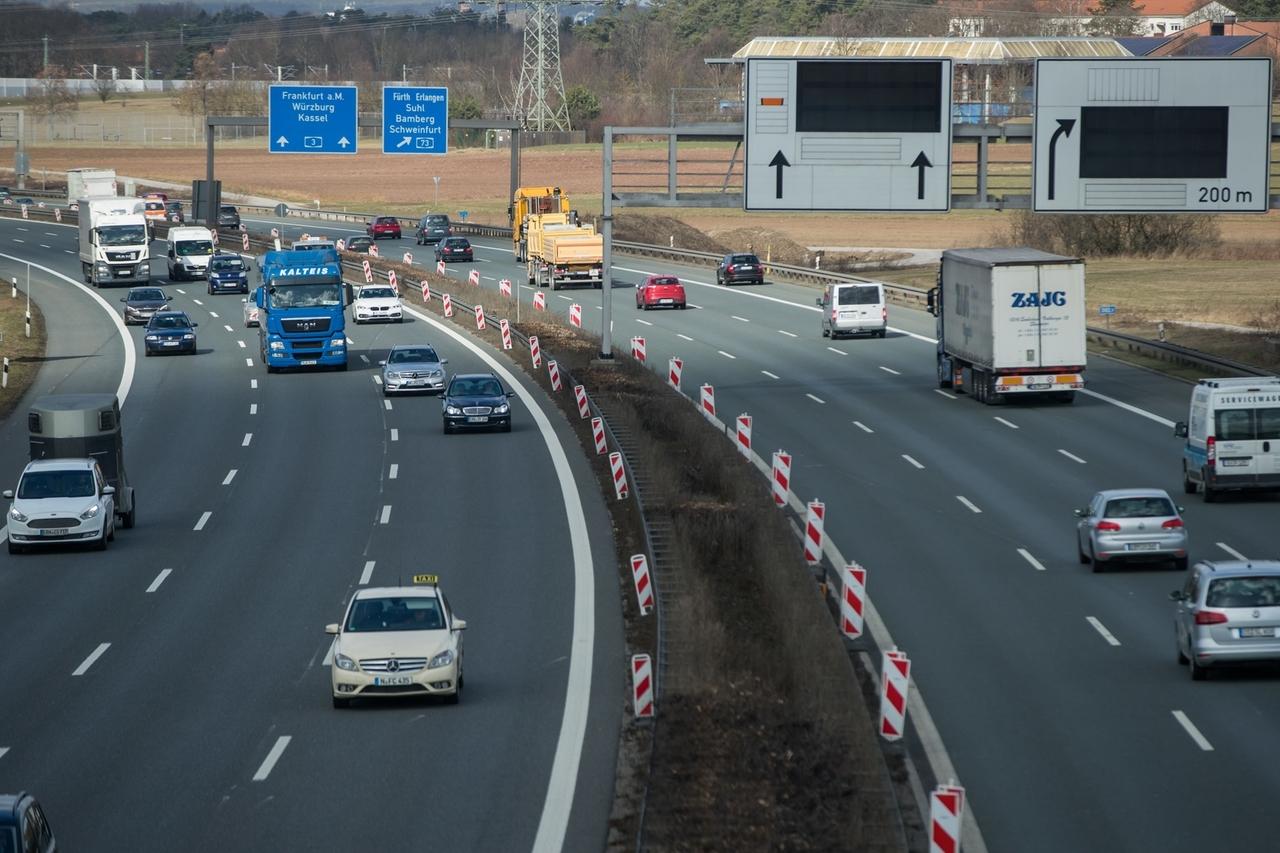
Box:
144 311 198 356
344 235 375 254
442 373 513 433
120 286 172 325
1075 488 1188 572
381 344 448 396
434 237 473 263
353 285 403 325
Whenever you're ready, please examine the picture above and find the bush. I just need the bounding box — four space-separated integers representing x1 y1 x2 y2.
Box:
1006 210 1220 257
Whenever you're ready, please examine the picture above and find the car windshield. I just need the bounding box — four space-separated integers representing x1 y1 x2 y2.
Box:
1205 576 1280 608
1103 497 1175 518
220 206 237 214
210 258 243 272
130 289 165 301
390 348 438 364
730 255 759 264
18 469 95 499
360 287 395 299
269 282 343 308
346 596 444 632
450 378 502 397
97 224 147 246
150 315 191 330
376 217 396 225
838 285 881 306
176 240 213 257
446 238 469 247
425 216 447 225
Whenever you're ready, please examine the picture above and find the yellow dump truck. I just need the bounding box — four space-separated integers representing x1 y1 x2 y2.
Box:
510 186 570 262
526 214 604 290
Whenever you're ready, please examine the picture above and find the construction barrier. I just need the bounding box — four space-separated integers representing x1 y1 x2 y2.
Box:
241 232 250 251
771 451 792 507
610 451 629 499
840 564 867 640
803 500 825 565
929 784 965 853
274 237 282 251
591 417 607 454
474 304 485 331
442 293 453 318
631 336 646 363
548 359 562 391
362 259 373 283
632 654 654 719
499 318 512 350
336 238 346 251
20 206 27 219
1 357 8 389
388 269 398 289
668 357 682 392
573 384 589 418
436 259 446 275
630 554 654 615
300 232 311 241
879 650 910 742
533 291 546 311
420 280 431 302
369 244 379 257
210 230 218 245
735 414 752 458
271 227 279 238
529 335 542 369
402 251 413 265
569 303 582 328
54 207 61 222
468 269 480 286
499 278 512 297
700 384 715 418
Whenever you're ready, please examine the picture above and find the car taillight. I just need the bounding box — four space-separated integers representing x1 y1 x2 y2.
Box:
882 307 888 321
1195 610 1228 625
1162 518 1184 529
831 308 838 322
1206 436 1215 467
1096 520 1121 531
727 264 735 272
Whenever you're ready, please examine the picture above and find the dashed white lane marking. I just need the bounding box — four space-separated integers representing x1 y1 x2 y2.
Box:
372 375 383 386
806 393 825 405
346 337 354 345
237 340 247 349
194 511 212 531
389 463 399 480
222 469 237 486
1017 548 1047 572
193 298 203 306
732 315 750 323
0 747 8 760
175 288 186 294
1217 542 1247 560
209 311 219 319
250 403 258 415
64 249 74 254
242 433 253 447
10 239 23 243
223 324 233 332
827 346 848 355
244 357 253 367
717 350 736 360
557 294 573 301
1172 711 1214 751
39 244 49 249
594 305 603 310
761 370 780 379
934 389 958 400
380 505 392 525
902 454 925 469
956 495 983 514
360 354 370 363
995 416 1019 429
777 329 798 338
251 379 258 389
853 421 873 433
878 365 901 375
390 428 399 442
1058 449 1087 464
635 319 653 326
146 569 173 593
1086 616 1121 647
676 333 694 342
383 399 393 410
72 643 111 677
359 560 376 585
252 736 293 782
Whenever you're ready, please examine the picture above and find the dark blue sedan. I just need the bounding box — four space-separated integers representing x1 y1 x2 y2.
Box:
144 310 198 356
442 372 513 433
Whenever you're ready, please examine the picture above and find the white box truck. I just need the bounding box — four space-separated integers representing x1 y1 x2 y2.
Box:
78 197 151 287
165 226 215 280
927 248 1086 404
66 168 117 205
1174 377 1280 502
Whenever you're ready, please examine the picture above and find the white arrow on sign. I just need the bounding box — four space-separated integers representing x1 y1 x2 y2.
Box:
276 136 289 147
338 137 351 148
396 137 412 149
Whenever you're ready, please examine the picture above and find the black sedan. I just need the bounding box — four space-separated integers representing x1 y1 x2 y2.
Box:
344 235 375 253
716 253 765 286
442 373 513 433
143 311 198 356
434 236 473 263
120 286 172 325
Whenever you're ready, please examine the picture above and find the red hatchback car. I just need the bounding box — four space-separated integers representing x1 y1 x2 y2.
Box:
636 275 687 310
367 216 402 240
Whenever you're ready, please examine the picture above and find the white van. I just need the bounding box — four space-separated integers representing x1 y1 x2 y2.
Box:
1175 376 1280 502
817 281 886 339
166 226 215 280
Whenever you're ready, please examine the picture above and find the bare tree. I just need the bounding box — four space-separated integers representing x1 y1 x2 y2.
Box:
93 74 118 103
26 66 79 138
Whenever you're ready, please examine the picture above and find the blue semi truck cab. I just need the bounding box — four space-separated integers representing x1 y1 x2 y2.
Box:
255 248 351 372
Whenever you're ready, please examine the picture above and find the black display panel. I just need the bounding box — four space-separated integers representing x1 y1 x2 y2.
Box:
1079 106 1228 179
795 61 942 134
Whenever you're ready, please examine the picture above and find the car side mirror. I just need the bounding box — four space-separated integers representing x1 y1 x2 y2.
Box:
453 618 467 632
378 360 387 366
2 490 12 500
1169 590 1185 601
1176 505 1185 513
1073 508 1085 517
191 322 199 327
102 485 116 496
325 623 340 635
1173 422 1188 438
506 391 515 398
119 297 126 302
441 358 448 364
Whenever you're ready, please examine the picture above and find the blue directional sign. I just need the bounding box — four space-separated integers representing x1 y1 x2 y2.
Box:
1099 304 1117 316
382 86 449 155
268 85 358 155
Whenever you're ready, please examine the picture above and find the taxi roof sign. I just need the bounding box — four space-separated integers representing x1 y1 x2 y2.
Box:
412 574 439 585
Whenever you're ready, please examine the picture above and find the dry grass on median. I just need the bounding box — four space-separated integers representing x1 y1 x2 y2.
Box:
0 286 48 421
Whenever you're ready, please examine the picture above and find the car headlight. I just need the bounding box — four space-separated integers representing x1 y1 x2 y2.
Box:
494 403 510 414
182 333 195 340
270 341 285 351
428 649 455 669
138 262 150 274
335 652 358 672
8 506 28 523
145 334 159 341
385 371 401 381
125 306 139 315
430 369 443 378
445 404 461 415
79 504 101 520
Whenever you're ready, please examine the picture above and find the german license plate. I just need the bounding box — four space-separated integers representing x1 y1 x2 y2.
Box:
406 379 425 386
115 269 132 277
163 341 178 346
1220 458 1249 467
299 359 317 366
1240 627 1275 639
467 416 488 423
1127 542 1160 551
42 528 69 536
1028 383 1051 390
374 675 413 686
660 298 673 304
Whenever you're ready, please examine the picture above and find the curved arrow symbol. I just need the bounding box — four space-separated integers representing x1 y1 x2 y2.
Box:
911 152 932 201
1047 118 1076 202
769 150 790 200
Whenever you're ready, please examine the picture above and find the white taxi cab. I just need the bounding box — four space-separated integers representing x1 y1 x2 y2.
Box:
326 575 465 708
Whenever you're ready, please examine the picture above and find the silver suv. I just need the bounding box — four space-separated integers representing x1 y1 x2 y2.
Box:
1170 560 1280 680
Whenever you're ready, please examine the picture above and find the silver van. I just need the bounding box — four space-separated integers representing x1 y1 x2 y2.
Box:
1174 376 1280 502
818 282 886 339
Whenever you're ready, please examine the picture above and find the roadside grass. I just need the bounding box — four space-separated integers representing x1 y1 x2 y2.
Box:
0 286 48 421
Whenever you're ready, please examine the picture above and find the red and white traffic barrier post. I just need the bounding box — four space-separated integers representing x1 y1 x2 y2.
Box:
442 293 453 317
569 303 582 327
699 384 715 418
771 451 792 507
1 357 9 389
573 384 589 418
468 269 480 287
631 336 646 363
420 280 431 302
533 291 546 311
735 414 752 458
632 654 654 719
336 238 346 252
630 554 654 615
609 451 629 499
839 564 867 640
54 207 61 222
591 417 607 454
271 227 279 239
879 650 911 742
929 784 965 853
241 232 250 251
20 205 28 219
499 318 512 350
474 304 486 331
300 232 311 241
668 357 682 391
803 500 825 565
402 251 413 265
388 269 398 290
529 335 542 369
362 259 373 283
436 259 446 275
210 230 218 246
548 359 563 391
499 278 512 297
369 243 379 257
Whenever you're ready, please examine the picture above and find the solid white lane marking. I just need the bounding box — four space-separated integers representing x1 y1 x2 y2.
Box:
372 375 383 385
380 505 392 524
222 469 237 485
853 421 873 433
252 736 292 781
1017 548 1047 572
1217 542 1247 560
1086 616 1121 646
1172 711 1214 751
242 433 253 447
777 329 798 338
237 340 246 349
676 333 694 342
223 324 233 332
72 643 111 676
389 463 399 479
360 354 370 363
1081 388 1176 427
1058 449 1087 464
209 311 219 319
732 315 750 323
827 347 847 355
359 560 376 585
717 350 736 360
250 403 258 415
390 428 399 442
194 511 212 531
902 454 925 469
934 389 957 400
806 393 825 404
146 569 173 593
383 399 392 410
761 370 780 379
956 496 983 513
878 365 901 375
635 319 653 326
995 416 1019 429
244 357 253 367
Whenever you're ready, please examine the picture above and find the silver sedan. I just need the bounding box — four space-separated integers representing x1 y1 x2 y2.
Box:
1076 488 1188 572
381 344 448 396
